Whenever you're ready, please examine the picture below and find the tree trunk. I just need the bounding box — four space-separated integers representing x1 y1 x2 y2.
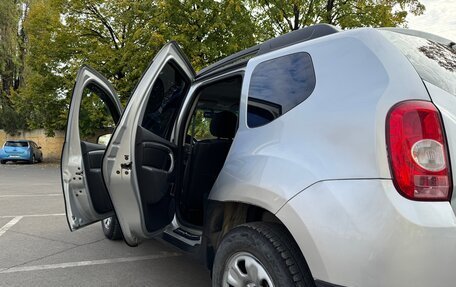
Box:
293 4 300 30
325 0 335 24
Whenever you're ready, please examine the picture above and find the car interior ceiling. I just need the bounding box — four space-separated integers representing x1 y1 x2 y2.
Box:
179 76 242 226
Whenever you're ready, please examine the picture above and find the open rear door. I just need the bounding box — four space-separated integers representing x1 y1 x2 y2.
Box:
103 42 195 246
61 66 122 230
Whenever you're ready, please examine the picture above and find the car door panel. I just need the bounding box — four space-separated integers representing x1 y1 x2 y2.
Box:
61 66 122 230
81 141 113 214
103 42 194 246
136 127 176 204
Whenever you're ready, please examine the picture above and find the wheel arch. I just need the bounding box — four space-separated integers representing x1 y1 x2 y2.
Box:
204 200 318 281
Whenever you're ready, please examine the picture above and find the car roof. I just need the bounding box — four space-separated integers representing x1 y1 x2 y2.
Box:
380 27 455 47
195 24 340 80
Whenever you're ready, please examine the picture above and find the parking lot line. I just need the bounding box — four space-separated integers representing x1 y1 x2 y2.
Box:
0 252 182 274
0 216 23 237
0 194 60 198
0 213 65 219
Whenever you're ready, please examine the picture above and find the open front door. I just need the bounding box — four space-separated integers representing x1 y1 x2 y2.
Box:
61 66 122 230
103 42 195 246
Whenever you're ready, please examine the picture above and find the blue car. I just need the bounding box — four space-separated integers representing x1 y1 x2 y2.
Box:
0 140 43 164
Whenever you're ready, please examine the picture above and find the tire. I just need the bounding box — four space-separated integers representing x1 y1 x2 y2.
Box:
101 216 123 240
212 222 314 287
0 160 6 164
29 154 35 164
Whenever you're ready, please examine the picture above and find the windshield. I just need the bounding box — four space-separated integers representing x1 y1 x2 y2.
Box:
5 141 29 147
379 30 456 95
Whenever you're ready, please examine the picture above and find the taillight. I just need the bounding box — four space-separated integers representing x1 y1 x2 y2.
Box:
386 101 452 201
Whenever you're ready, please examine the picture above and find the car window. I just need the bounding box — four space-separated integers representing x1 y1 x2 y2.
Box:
141 61 189 140
79 83 118 144
379 30 456 96
187 109 221 142
5 141 28 147
247 52 316 128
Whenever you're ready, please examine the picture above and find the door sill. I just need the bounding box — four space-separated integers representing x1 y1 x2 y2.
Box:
163 216 202 247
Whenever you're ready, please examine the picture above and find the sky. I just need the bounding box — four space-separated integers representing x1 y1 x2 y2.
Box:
406 0 456 41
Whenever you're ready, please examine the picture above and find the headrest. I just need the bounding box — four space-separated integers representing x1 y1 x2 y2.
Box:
210 111 237 139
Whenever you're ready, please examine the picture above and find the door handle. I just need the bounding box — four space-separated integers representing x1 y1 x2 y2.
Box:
167 152 174 173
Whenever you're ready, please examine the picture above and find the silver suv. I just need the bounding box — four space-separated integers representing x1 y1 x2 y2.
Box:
61 24 456 287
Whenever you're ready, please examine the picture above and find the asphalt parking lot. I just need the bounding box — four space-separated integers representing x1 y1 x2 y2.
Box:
0 163 211 286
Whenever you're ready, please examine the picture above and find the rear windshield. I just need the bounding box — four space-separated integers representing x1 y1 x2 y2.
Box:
5 141 28 147
379 30 456 95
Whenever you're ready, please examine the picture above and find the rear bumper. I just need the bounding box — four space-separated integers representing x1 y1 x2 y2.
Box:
0 154 31 161
277 179 456 287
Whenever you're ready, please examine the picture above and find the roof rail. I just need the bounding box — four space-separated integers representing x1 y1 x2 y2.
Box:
196 24 340 79
258 23 340 55
196 44 260 78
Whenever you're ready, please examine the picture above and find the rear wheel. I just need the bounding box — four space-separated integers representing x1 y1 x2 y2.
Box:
212 222 314 287
101 215 123 240
0 160 6 164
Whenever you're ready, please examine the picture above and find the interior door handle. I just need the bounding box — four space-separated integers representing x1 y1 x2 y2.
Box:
167 152 174 173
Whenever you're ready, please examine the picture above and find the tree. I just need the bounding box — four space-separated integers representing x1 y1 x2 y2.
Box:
158 0 257 70
8 0 426 136
18 0 258 136
13 0 68 135
14 0 165 135
0 1 29 134
0 1 20 98
249 0 425 37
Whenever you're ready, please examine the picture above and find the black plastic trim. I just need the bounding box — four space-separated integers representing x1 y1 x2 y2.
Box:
257 24 340 55
195 24 339 80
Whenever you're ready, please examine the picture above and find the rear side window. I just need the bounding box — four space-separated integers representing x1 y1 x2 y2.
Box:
379 30 456 95
5 141 28 147
247 52 316 128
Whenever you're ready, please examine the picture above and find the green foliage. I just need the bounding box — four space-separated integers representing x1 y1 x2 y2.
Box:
189 109 213 140
0 102 27 135
249 0 425 37
0 0 426 136
0 1 21 91
16 0 165 135
61 0 165 102
14 0 68 136
158 0 257 70
0 1 24 134
16 0 258 136
79 88 115 139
